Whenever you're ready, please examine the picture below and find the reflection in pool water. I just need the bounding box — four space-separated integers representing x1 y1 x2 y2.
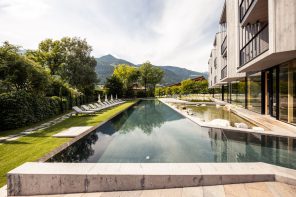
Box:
49 100 296 169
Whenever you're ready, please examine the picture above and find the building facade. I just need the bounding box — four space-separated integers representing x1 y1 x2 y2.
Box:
208 0 296 126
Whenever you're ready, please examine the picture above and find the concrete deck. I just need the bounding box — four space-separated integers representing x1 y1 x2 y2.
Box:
12 182 296 197
231 107 296 137
159 98 296 138
6 162 296 196
53 126 93 138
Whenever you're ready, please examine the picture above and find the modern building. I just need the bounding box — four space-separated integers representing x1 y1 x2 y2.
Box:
208 0 296 126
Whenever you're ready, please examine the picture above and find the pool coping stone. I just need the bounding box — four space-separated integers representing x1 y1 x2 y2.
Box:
6 162 296 196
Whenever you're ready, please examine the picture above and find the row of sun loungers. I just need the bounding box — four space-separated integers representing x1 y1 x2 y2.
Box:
72 99 125 115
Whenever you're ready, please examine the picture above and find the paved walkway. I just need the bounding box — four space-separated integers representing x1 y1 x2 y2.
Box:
53 126 92 138
12 182 296 197
0 112 73 143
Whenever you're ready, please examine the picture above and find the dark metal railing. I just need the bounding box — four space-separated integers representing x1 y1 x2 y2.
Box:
221 65 227 80
240 0 255 22
221 36 227 55
240 24 269 67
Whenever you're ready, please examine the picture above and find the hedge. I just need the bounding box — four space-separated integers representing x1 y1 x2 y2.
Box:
0 91 66 131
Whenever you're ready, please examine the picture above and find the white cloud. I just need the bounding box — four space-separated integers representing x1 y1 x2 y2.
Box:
0 0 223 71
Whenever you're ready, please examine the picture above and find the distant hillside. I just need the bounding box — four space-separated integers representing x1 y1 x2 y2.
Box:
95 54 208 85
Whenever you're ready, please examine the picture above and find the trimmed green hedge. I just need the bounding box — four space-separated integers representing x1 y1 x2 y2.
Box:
0 91 64 130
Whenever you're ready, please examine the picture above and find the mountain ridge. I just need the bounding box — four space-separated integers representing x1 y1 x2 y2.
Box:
95 54 208 85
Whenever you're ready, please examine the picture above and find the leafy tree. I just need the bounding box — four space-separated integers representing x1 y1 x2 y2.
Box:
26 39 65 75
105 75 123 97
181 79 195 94
171 86 181 95
138 61 164 96
155 87 164 97
194 80 209 94
0 42 50 95
27 37 98 96
113 64 139 97
165 87 172 96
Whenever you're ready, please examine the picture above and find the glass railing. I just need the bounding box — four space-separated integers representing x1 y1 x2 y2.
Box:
221 36 227 55
221 65 227 80
240 0 255 22
240 24 269 67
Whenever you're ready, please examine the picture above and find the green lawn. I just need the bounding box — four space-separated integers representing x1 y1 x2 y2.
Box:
0 100 137 187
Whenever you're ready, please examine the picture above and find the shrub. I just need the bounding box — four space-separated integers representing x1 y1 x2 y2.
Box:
0 90 64 131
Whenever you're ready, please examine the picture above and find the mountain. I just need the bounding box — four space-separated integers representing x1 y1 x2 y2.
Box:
95 54 208 85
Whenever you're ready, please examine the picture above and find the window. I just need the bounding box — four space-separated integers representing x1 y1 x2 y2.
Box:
247 72 262 113
279 59 296 125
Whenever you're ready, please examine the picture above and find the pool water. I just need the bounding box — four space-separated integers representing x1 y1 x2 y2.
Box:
49 100 296 169
180 105 256 128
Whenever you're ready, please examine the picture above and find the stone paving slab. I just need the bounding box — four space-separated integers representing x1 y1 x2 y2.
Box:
53 126 93 138
6 182 296 197
7 162 296 196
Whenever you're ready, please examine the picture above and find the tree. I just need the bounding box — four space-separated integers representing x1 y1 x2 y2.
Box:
165 87 172 96
181 79 195 94
138 61 164 96
27 37 98 96
171 86 181 95
113 64 139 97
194 80 209 94
0 42 50 94
26 39 65 75
105 75 123 97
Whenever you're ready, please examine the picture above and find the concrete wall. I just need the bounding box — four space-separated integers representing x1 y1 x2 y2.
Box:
274 0 296 53
226 0 245 80
216 32 223 83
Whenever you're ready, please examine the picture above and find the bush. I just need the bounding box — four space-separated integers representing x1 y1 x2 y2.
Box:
0 90 64 130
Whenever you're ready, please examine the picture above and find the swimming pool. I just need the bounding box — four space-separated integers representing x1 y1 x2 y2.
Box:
49 100 296 169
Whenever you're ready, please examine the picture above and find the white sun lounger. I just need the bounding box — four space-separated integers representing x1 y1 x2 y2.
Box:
81 105 101 112
72 106 95 115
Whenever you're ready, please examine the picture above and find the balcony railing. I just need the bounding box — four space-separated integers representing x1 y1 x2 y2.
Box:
221 65 227 80
221 36 227 55
240 24 269 67
240 0 255 22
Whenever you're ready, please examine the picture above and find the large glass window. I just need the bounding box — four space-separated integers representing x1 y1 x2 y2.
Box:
224 84 230 102
231 80 246 107
247 72 262 113
213 87 222 100
279 59 296 125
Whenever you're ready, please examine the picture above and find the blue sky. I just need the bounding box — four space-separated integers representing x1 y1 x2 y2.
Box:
0 0 223 72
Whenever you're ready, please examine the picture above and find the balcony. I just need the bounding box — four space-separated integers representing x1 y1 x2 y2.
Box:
240 0 255 22
240 24 269 67
221 65 227 80
221 36 227 56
